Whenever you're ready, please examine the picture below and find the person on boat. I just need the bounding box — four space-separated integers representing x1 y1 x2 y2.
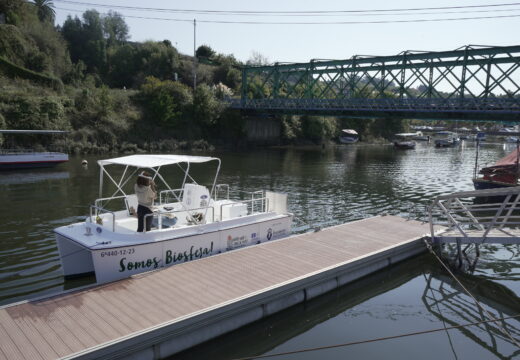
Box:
135 171 157 232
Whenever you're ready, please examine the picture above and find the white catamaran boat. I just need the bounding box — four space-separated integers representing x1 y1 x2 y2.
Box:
54 155 293 284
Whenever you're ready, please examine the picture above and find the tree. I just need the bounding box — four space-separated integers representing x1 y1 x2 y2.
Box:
196 45 215 60
107 44 138 87
61 10 107 73
32 0 55 23
0 0 24 24
246 51 269 66
212 54 242 91
103 10 128 45
135 41 179 82
193 84 223 128
140 76 192 127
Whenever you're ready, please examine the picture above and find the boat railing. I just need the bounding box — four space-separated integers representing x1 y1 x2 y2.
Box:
89 205 116 232
220 196 269 217
215 184 230 200
159 188 184 204
94 195 127 210
143 205 215 232
215 184 264 203
428 186 520 263
238 190 264 203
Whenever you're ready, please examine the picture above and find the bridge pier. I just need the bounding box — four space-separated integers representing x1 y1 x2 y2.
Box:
245 116 281 144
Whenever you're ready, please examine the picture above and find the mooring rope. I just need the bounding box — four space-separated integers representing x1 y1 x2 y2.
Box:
232 314 520 360
423 239 520 348
423 272 460 360
231 240 520 360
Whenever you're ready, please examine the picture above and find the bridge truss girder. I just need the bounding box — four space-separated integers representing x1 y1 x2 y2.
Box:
238 45 520 121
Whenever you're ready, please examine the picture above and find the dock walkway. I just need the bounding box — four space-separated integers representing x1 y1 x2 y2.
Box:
0 215 432 360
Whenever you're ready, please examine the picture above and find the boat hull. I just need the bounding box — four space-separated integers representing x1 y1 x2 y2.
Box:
472 179 519 203
0 153 68 169
56 214 292 284
394 141 416 149
339 137 358 144
472 178 517 190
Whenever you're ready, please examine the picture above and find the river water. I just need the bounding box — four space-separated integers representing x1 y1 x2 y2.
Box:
0 142 518 359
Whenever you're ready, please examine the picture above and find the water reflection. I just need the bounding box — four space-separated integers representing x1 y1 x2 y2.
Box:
423 270 520 359
170 255 520 360
0 170 69 185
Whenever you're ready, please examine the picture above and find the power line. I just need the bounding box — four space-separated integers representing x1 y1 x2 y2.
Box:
54 0 520 15
52 5 520 18
55 7 520 25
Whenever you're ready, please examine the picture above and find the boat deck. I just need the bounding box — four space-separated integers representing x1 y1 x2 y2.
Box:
0 215 433 360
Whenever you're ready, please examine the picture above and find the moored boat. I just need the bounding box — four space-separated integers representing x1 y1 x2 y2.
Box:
473 144 520 190
0 150 68 169
412 131 430 141
54 154 293 284
0 130 68 169
434 131 460 148
339 129 359 144
393 133 416 149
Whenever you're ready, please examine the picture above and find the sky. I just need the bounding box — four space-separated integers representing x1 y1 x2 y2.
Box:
52 0 520 64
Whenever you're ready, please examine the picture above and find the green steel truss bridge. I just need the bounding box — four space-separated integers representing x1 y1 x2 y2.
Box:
233 45 520 121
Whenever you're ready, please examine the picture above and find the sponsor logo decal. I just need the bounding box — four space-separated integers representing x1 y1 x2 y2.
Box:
227 234 248 249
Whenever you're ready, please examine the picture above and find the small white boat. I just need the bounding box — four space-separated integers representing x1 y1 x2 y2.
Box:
435 132 460 148
393 133 416 149
339 129 359 144
54 154 293 284
411 131 430 141
0 150 68 169
0 130 68 169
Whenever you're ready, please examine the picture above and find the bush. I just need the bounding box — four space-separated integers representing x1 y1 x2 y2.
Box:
0 113 5 146
193 84 224 128
139 76 192 128
0 55 63 90
301 115 338 143
280 115 302 142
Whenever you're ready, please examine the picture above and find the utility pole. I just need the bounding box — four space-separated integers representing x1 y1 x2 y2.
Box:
193 19 197 89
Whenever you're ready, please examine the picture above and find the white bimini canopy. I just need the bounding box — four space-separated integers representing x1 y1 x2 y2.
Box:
98 154 219 168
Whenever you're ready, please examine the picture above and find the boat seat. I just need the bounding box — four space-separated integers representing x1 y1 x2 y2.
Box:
125 194 138 216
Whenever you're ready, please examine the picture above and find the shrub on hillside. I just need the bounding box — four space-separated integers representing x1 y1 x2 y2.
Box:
139 76 192 128
0 113 5 146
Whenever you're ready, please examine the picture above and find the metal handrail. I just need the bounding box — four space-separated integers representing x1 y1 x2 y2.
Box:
159 188 184 204
143 205 215 232
429 186 520 240
94 195 127 209
89 205 116 232
215 184 230 200
220 196 268 218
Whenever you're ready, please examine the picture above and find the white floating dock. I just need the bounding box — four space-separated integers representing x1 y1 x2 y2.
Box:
0 215 434 360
